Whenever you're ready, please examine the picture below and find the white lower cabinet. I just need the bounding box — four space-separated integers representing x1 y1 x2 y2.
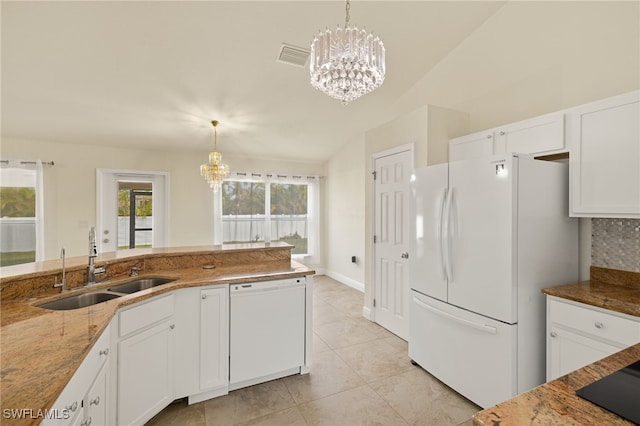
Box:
78 361 110 426
546 296 640 381
199 286 229 393
173 285 229 404
117 295 175 426
46 278 306 425
43 324 113 426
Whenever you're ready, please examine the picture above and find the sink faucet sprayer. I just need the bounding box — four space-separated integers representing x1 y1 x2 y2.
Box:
87 227 106 285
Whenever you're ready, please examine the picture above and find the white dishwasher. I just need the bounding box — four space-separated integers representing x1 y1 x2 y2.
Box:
229 277 306 389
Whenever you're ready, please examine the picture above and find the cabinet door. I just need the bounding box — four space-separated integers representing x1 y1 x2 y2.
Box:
570 91 640 217
494 112 565 156
200 286 229 391
449 131 494 162
547 326 621 381
118 321 175 426
82 362 109 426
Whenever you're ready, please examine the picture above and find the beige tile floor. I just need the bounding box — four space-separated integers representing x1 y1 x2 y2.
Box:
146 275 480 426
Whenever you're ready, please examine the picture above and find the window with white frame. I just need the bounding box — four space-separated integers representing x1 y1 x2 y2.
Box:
215 172 319 258
0 159 45 266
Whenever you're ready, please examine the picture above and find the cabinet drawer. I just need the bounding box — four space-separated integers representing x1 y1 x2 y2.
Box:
549 299 640 346
119 294 174 337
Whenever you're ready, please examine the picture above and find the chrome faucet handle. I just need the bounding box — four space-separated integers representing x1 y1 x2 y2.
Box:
130 267 140 277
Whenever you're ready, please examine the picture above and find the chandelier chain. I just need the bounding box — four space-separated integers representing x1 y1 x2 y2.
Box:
345 0 350 27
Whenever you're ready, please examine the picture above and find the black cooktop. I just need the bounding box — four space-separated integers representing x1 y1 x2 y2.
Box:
575 360 640 424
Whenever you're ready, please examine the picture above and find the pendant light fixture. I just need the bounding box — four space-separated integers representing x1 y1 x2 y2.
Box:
200 120 230 192
309 0 385 105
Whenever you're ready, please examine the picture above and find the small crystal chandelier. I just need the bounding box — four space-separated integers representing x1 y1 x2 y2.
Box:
310 0 385 105
200 120 230 192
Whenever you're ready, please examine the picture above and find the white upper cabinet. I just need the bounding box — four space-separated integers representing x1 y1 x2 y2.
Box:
494 112 565 156
569 90 640 218
449 112 566 162
449 131 494 162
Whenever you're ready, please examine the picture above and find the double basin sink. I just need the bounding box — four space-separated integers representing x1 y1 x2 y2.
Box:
37 277 177 311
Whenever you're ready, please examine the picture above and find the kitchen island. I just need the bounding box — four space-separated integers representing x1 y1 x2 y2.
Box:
474 266 640 425
0 243 314 425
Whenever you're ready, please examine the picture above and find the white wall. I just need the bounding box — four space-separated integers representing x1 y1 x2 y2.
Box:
1 137 324 264
390 1 640 131
324 134 366 290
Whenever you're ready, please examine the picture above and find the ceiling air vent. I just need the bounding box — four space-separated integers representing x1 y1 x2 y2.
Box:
276 43 310 67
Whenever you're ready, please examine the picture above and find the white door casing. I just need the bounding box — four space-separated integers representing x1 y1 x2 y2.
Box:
373 144 413 340
96 169 169 253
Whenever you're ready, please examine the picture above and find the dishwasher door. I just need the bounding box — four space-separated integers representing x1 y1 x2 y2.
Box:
229 278 306 388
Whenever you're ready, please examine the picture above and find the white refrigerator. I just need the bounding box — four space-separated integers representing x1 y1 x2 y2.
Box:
408 154 578 408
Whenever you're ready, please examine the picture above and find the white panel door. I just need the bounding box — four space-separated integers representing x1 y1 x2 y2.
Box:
447 155 517 324
409 164 448 302
374 148 412 339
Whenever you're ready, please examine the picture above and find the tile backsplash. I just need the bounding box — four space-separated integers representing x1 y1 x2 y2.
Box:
591 218 640 272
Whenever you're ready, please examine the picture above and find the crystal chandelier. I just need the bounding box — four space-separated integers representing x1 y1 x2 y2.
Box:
310 0 385 105
200 120 230 192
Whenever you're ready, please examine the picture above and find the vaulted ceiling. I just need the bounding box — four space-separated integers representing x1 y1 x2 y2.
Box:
2 1 505 163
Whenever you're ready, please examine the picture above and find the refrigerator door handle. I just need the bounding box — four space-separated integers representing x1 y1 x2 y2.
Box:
443 187 454 282
413 296 497 335
437 187 448 280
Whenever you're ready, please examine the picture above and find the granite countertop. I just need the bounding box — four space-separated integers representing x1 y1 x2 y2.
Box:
474 266 640 425
0 245 314 424
541 266 640 317
474 343 640 425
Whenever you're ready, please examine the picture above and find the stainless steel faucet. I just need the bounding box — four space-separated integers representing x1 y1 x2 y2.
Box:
87 227 105 285
53 247 67 292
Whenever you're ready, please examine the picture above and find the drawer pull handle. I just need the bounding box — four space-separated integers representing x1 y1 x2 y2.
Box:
90 396 100 406
65 401 78 412
202 294 207 299
550 331 557 338
99 348 109 356
594 321 604 329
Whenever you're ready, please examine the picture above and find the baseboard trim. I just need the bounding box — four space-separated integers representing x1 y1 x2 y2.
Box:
324 270 365 292
362 305 372 320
